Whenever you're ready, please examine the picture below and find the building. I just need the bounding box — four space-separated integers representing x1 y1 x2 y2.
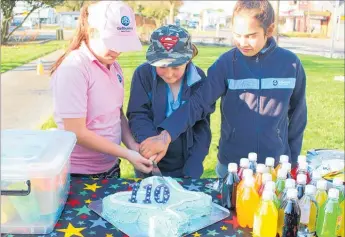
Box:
12 1 57 28
280 1 335 36
201 9 227 30
56 12 80 28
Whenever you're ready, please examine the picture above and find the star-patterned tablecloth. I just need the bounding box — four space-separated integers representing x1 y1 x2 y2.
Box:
2 177 252 237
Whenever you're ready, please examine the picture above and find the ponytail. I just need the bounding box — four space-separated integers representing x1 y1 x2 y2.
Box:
191 44 198 60
50 3 94 75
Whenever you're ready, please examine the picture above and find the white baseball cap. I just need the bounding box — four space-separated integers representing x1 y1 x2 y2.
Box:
88 1 142 52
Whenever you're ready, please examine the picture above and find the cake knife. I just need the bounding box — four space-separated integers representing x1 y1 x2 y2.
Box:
152 161 166 182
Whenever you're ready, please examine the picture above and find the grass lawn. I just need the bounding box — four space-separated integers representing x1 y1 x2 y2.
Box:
41 45 344 178
1 40 68 73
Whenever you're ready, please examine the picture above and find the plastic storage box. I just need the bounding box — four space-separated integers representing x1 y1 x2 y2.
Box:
1 129 76 234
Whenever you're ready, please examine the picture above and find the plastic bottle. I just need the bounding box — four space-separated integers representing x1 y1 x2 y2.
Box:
265 157 277 181
316 188 341 237
236 169 253 211
333 178 345 237
237 176 260 228
281 162 292 179
296 174 307 200
221 163 240 210
264 181 280 209
254 163 266 192
297 184 318 237
291 155 306 180
279 178 296 206
277 188 301 237
275 155 289 173
238 158 249 180
258 172 273 196
248 152 258 174
253 190 278 237
276 168 287 197
296 161 311 184
315 180 328 210
310 170 322 187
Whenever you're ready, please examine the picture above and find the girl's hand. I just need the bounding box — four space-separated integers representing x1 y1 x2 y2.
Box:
126 150 153 174
139 131 171 163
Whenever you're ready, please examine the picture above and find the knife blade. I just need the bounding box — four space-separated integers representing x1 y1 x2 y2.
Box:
151 161 167 182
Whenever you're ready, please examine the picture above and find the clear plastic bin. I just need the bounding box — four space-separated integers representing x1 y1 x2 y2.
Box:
1 129 76 234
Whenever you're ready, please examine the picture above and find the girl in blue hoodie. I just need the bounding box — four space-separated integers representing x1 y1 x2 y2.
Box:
139 0 307 178
127 25 212 178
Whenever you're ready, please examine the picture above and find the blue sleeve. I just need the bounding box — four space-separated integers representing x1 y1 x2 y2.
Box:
288 59 307 163
183 68 212 178
183 117 212 178
159 56 229 141
126 67 159 143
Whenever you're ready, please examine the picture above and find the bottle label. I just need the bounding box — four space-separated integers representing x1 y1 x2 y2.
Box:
300 202 311 224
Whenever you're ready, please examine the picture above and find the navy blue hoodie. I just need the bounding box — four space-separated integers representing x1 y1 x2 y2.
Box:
159 37 307 165
127 62 212 178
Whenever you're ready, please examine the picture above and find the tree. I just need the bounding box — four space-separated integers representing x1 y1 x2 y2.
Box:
1 0 63 44
141 2 169 27
168 0 183 24
55 1 86 12
138 1 183 27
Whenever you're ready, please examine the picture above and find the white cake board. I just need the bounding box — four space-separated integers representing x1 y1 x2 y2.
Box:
88 199 230 237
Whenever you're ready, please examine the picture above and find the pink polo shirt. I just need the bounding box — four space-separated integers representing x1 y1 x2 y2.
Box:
51 44 124 174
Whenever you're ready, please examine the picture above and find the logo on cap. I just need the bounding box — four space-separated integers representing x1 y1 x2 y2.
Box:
121 16 130 26
159 36 179 51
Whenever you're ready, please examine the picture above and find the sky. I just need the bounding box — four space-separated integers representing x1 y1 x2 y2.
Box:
179 1 237 14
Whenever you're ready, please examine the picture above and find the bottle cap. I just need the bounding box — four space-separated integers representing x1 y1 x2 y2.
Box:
228 163 238 172
285 178 296 189
280 155 289 163
297 174 307 184
240 158 249 168
265 157 275 167
312 171 321 180
248 152 257 161
242 169 253 178
298 155 306 164
298 161 308 171
256 164 267 174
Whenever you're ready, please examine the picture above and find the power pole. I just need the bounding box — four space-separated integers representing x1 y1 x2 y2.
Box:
330 0 340 58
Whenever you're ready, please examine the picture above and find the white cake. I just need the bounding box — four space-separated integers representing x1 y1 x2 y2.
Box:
102 176 213 237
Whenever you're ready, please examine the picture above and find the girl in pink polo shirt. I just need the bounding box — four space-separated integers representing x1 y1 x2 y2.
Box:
50 1 153 178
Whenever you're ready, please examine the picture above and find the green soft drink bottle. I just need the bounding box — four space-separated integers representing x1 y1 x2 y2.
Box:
316 188 341 237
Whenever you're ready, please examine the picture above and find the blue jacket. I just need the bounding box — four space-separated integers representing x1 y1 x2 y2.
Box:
159 38 307 165
127 62 212 178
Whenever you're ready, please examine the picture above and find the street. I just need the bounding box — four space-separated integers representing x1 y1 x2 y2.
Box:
191 29 344 58
9 28 345 58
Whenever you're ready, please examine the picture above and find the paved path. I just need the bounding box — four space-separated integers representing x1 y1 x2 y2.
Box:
1 50 63 129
